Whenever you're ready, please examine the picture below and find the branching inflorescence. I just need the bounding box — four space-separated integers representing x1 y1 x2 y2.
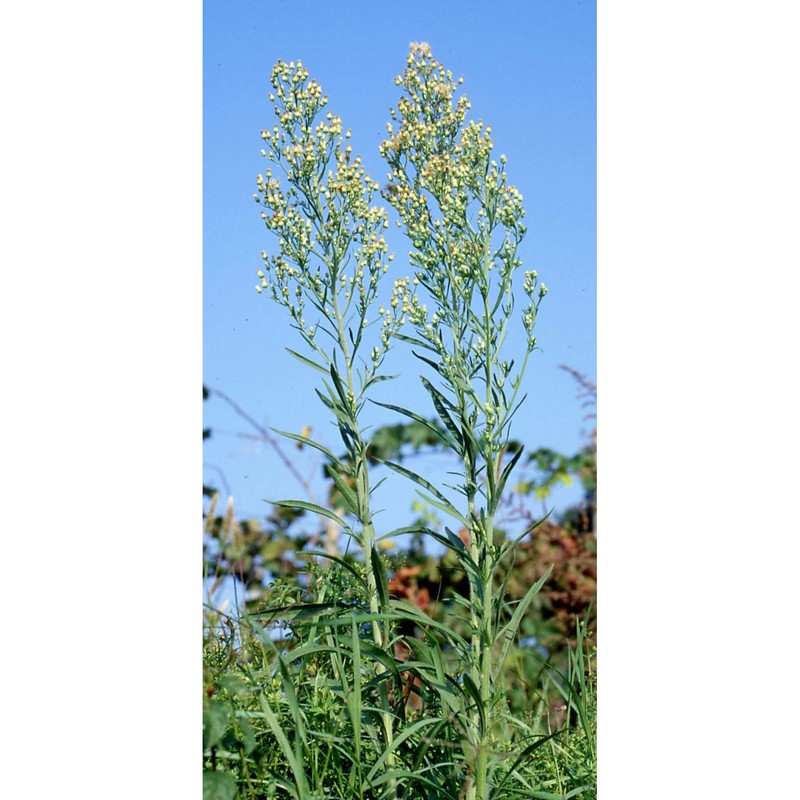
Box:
255 59 413 377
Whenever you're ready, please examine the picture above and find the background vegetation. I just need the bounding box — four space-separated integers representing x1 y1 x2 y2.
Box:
203 366 596 800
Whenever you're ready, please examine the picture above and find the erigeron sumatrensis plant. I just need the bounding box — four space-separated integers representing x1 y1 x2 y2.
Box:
254 58 414 622
253 57 411 794
252 46 553 800
377 42 551 800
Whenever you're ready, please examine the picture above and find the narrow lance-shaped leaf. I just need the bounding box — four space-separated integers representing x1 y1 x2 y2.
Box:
490 443 525 514
365 717 443 785
358 640 402 684
490 730 564 799
348 618 362 763
381 524 481 585
419 490 472 530
271 427 350 473
276 657 307 762
380 524 467 559
285 346 329 374
363 372 398 391
392 330 439 352
388 599 470 652
329 353 350 408
369 548 389 608
460 672 486 735
420 375 464 454
494 564 554 684
256 692 307 799
411 349 442 376
370 398 456 450
325 463 359 517
268 499 353 532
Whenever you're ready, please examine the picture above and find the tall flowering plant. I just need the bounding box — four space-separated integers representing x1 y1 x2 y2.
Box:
378 43 551 800
253 58 414 788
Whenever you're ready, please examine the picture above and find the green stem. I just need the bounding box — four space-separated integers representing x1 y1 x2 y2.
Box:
335 298 397 796
474 230 499 800
476 511 495 800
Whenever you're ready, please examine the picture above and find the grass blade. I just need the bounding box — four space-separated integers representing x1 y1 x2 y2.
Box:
256 690 307 799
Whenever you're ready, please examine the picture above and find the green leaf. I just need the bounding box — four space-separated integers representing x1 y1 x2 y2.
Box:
364 372 398 390
256 692 306 799
416 492 470 530
325 463 359 516
359 640 402 685
250 601 358 626
411 349 442 375
369 768 460 796
276 656 307 754
203 770 236 800
494 564 554 683
315 384 356 433
492 443 525 513
285 347 328 374
329 353 350 407
399 642 461 715
268 499 353 533
370 399 455 450
564 785 597 798
271 427 349 471
381 524 479 582
389 599 469 652
203 700 230 751
496 513 550 566
420 374 457 411
502 391 528 432
365 717 443 784
460 673 485 733
233 712 256 755
392 330 439 352
369 547 389 607
490 730 564 799
348 619 362 761
420 376 463 454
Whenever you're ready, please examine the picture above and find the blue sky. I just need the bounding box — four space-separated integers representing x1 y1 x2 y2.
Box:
203 0 597 530
203 2 596 532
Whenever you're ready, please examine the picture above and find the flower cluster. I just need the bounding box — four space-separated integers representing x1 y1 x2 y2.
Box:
379 43 543 447
520 269 548 349
255 60 410 376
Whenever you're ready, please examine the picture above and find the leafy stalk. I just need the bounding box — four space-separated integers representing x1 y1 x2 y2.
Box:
380 42 549 800
253 58 410 794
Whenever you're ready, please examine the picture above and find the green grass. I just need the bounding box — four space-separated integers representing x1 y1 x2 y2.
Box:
203 569 596 800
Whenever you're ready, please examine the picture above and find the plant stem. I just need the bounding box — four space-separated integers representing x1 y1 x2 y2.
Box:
335 302 397 796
